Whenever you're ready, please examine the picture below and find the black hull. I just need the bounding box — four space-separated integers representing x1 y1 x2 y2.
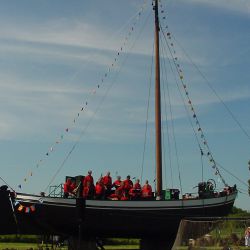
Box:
0 190 80 236
0 191 237 238
84 202 234 238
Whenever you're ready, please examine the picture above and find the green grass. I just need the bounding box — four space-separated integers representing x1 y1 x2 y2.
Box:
0 243 138 250
0 242 249 250
105 246 139 249
176 247 250 250
111 246 250 250
0 242 66 250
0 243 36 248
0 243 249 250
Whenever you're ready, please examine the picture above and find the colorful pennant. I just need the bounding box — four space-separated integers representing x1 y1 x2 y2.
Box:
15 201 36 214
159 5 227 186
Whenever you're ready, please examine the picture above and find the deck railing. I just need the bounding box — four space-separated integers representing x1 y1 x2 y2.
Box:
48 183 63 198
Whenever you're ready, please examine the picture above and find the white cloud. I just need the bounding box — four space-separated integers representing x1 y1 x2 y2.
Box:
0 0 248 144
187 0 250 14
0 41 117 69
0 9 153 57
0 19 107 49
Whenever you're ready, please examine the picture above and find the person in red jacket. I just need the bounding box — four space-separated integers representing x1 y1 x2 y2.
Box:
82 170 95 198
115 181 127 200
141 180 152 199
95 178 105 199
129 179 141 200
63 178 72 198
70 179 77 195
83 170 94 187
112 176 122 189
103 171 112 197
63 178 77 198
83 181 91 199
123 175 133 195
134 179 141 190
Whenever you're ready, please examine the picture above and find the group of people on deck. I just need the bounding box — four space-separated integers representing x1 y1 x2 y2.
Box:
63 170 153 200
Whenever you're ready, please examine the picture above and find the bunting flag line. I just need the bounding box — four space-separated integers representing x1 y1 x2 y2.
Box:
15 201 36 214
159 4 227 186
19 0 149 188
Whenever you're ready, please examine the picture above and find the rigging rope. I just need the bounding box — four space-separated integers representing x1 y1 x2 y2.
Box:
200 150 204 182
17 0 151 190
44 6 153 191
140 42 154 183
0 176 15 192
215 162 249 188
159 21 228 187
172 35 250 142
158 6 249 190
159 36 183 195
160 31 206 184
160 17 248 193
160 45 174 189
160 29 204 152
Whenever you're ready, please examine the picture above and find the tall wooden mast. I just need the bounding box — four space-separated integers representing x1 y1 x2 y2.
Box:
154 0 163 197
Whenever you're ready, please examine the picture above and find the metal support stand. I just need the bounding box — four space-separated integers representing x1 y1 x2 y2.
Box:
76 197 85 250
140 237 175 250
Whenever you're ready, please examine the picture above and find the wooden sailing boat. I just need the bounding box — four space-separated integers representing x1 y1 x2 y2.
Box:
0 0 237 243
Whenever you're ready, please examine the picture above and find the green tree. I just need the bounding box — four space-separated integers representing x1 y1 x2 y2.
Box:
230 206 250 217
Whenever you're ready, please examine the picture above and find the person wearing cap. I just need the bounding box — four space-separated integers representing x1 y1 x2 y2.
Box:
245 226 250 247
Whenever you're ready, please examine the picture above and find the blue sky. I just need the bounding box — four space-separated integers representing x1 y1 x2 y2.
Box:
0 0 249 210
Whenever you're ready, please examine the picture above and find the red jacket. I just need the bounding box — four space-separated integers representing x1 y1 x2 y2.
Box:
95 183 104 195
129 183 141 198
64 179 72 193
82 186 90 198
103 175 112 187
112 180 121 189
134 183 141 190
83 175 94 187
123 179 133 191
70 182 76 192
142 184 152 197
116 185 126 199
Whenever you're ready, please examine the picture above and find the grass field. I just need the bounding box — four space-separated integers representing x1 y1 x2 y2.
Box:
0 243 139 250
0 242 66 249
0 243 249 250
